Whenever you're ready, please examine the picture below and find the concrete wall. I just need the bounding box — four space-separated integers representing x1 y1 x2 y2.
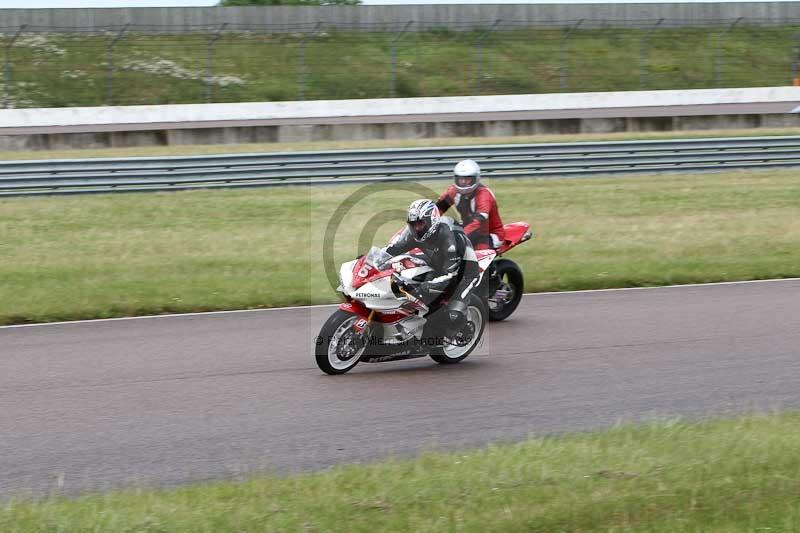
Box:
4 113 800 152
2 87 800 151
4 87 799 130
3 3 800 32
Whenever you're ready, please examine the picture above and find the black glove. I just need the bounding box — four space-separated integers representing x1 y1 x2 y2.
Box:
413 282 430 301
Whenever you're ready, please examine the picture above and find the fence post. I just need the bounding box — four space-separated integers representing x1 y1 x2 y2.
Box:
792 31 799 83
106 23 129 106
3 25 25 109
639 18 664 89
205 23 228 103
714 17 742 87
475 19 501 96
389 21 413 98
560 19 583 93
297 22 323 101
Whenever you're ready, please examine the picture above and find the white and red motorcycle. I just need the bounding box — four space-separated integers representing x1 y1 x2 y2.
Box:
315 220 532 374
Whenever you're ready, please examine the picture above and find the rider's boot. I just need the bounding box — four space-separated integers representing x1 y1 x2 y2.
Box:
444 302 471 346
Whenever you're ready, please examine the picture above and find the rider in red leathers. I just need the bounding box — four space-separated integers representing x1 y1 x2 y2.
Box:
435 160 505 250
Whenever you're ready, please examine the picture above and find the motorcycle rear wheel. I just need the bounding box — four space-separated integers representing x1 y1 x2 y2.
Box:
488 258 524 322
430 294 487 365
315 310 368 375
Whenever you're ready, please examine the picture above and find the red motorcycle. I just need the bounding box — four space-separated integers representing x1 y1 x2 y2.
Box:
481 221 531 321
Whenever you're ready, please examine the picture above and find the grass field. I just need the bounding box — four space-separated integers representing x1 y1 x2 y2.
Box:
2 168 799 325
4 24 800 108
2 412 799 531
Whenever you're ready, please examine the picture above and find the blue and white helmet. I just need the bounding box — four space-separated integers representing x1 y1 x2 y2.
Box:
406 199 441 242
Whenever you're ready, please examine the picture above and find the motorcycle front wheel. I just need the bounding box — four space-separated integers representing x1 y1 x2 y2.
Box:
315 310 368 375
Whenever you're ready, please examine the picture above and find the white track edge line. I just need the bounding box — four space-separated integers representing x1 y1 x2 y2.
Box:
526 277 800 296
2 277 798 330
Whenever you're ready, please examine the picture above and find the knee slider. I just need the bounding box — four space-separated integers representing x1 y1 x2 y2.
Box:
448 298 468 317
448 309 465 324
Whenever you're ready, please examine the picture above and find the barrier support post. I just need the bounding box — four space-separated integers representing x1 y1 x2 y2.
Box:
560 19 583 93
715 17 742 87
106 23 130 106
639 18 664 89
389 21 414 98
297 22 323 101
475 19 501 96
3 25 26 109
205 23 228 103
792 31 799 85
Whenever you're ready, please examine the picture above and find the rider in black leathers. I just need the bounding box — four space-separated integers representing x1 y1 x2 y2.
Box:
384 199 480 338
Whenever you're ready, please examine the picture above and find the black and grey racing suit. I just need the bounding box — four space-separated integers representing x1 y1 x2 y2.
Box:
384 219 479 319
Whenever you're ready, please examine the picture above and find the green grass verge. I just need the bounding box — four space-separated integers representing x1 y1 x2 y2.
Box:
3 413 800 531
4 25 800 107
1 168 799 325
4 127 800 161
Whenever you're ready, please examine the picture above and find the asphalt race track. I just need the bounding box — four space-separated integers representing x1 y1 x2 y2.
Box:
1 279 799 499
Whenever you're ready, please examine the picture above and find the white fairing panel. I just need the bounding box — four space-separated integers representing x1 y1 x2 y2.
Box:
399 265 433 283
339 259 357 293
353 277 402 311
477 251 495 272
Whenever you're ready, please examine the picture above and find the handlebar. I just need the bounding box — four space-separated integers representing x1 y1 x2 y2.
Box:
393 273 428 311
392 272 410 289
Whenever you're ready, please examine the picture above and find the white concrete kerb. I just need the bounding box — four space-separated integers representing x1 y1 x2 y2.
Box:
2 87 800 129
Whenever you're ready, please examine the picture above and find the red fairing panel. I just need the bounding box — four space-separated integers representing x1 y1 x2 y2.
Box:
374 312 409 323
339 303 410 324
350 256 368 290
351 256 395 290
498 222 531 254
339 301 370 318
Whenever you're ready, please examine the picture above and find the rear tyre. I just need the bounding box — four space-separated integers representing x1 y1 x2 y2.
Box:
430 294 487 365
315 310 368 375
488 259 524 322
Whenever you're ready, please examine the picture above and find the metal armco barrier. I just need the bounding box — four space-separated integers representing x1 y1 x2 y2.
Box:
3 136 800 197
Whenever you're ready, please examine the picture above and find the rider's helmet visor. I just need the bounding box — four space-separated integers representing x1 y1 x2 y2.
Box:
410 219 428 238
455 175 476 188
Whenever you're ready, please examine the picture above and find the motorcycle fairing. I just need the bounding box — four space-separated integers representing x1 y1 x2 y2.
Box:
475 249 496 272
497 222 533 254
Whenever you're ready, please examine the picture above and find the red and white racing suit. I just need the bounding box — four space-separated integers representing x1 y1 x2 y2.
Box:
436 184 505 250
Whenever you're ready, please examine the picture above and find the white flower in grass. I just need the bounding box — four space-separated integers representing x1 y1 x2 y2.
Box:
61 70 88 80
213 75 246 87
120 56 246 86
18 34 66 56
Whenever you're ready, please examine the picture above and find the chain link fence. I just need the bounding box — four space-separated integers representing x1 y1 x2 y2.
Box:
2 19 800 109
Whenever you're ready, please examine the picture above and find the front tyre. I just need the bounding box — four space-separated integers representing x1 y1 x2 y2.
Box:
315 310 368 375
488 258 524 322
430 294 487 365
